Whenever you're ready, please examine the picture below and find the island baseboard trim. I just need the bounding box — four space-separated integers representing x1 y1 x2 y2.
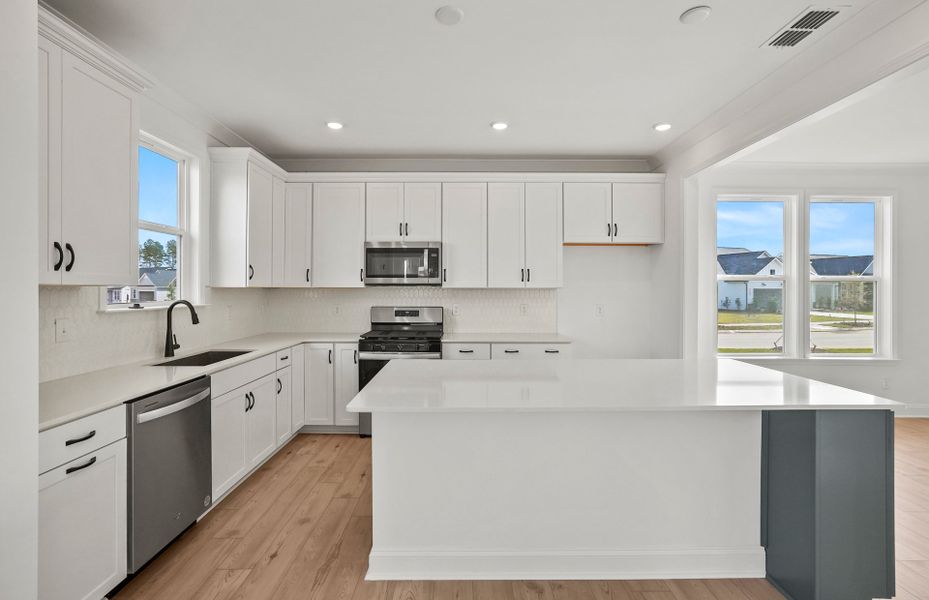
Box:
364 547 766 581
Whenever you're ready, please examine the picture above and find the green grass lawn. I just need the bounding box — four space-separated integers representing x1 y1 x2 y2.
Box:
719 311 853 325
719 347 873 354
718 324 783 331
718 348 782 354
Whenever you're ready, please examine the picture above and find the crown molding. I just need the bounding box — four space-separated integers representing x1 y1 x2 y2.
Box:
38 3 153 92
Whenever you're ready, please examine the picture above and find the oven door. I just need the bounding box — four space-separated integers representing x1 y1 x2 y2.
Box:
364 242 441 285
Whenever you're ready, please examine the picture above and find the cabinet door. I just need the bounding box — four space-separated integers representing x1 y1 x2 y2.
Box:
442 183 487 288
488 183 526 288
366 183 404 242
524 183 563 288
211 387 248 499
271 175 286 286
246 163 273 287
38 36 62 285
60 50 138 285
275 367 293 447
281 183 312 286
334 343 359 427
246 376 278 469
39 439 127 600
290 345 306 430
305 343 335 426
612 182 664 244
404 183 442 241
563 183 612 244
313 183 365 287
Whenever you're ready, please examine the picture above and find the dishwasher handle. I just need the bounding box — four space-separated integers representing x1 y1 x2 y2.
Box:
137 388 210 424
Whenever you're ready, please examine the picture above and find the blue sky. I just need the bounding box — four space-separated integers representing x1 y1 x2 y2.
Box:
717 200 874 257
139 146 177 227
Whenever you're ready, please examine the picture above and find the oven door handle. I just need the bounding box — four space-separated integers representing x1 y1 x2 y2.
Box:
358 352 442 360
136 388 210 424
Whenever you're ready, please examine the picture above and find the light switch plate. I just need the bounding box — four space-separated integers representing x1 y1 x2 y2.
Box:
55 318 71 343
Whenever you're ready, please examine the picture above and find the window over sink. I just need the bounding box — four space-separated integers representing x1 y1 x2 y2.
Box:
105 135 189 308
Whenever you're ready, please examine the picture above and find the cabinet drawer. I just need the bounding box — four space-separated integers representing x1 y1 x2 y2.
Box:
212 354 276 397
443 343 491 360
276 348 293 369
39 405 126 475
491 343 572 360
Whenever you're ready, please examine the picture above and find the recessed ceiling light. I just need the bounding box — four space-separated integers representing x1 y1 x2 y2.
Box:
679 5 712 25
435 6 464 26
326 122 343 130
653 123 672 132
491 122 508 131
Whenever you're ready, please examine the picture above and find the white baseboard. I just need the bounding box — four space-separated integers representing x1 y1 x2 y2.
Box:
896 407 929 418
365 547 766 581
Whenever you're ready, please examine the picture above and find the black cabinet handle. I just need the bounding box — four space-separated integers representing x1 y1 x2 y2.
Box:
545 349 560 354
520 268 524 282
360 268 364 282
504 349 519 354
608 222 612 237
527 268 531 283
277 378 282 394
443 268 447 283
354 350 358 364
248 264 254 280
280 355 288 361
53 242 64 271
306 268 310 283
65 243 75 272
405 222 409 236
65 456 96 475
399 222 403 237
247 392 255 411
328 349 332 364
245 393 250 412
65 430 96 446
459 349 474 354
613 223 618 237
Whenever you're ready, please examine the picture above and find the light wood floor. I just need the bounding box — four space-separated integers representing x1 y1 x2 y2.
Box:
112 419 929 600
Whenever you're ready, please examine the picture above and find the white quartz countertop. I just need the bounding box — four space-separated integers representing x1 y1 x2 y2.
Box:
39 332 359 431
441 332 572 344
347 358 901 413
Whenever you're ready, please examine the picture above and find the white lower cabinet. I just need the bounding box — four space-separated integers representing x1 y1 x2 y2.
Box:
490 343 573 359
303 342 359 427
275 365 293 447
335 343 360 426
443 343 491 360
290 344 306 430
39 437 127 600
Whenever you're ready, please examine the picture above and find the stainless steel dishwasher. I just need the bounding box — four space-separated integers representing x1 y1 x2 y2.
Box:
127 376 212 573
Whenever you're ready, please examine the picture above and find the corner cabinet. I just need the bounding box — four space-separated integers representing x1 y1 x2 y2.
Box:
563 181 664 245
312 183 366 287
210 148 286 288
274 183 313 287
38 33 140 286
487 182 563 288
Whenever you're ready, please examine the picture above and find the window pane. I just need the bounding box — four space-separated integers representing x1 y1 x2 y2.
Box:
139 146 178 227
105 229 179 305
718 284 784 354
810 281 874 354
809 201 874 274
716 200 784 258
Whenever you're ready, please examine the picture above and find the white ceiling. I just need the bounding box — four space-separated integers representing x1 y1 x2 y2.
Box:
742 57 929 164
47 0 872 159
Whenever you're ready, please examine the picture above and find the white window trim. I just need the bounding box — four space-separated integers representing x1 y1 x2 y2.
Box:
706 188 894 360
100 132 193 311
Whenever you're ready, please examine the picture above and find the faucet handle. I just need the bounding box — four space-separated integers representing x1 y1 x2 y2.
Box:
172 334 180 350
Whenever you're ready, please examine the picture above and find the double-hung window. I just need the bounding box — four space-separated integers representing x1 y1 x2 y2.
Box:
105 136 188 308
715 192 891 358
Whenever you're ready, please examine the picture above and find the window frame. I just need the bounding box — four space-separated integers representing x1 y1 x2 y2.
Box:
101 133 191 311
711 189 893 360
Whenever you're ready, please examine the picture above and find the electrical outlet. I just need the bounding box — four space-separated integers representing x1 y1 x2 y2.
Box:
225 305 233 322
452 304 461 317
55 318 71 343
519 304 528 316
595 304 605 318
332 305 342 316
881 378 890 390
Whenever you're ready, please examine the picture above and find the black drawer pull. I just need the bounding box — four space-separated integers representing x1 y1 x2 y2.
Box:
459 349 474 354
545 349 560 354
504 349 519 354
280 356 289 361
65 456 96 475
65 430 96 446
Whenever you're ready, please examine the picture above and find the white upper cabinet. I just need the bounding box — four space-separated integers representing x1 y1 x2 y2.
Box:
365 183 405 242
209 149 284 288
563 183 612 244
366 182 441 242
275 182 312 287
403 183 442 241
442 183 487 288
313 183 366 287
563 181 664 245
488 183 526 287
488 183 562 288
611 182 664 244
38 34 139 286
524 183 563 287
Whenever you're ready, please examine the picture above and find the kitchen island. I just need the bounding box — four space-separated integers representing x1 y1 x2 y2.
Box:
347 359 899 600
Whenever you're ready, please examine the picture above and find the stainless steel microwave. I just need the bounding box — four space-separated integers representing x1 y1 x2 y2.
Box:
364 242 442 286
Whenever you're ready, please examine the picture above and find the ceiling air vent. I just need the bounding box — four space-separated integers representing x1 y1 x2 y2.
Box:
765 7 841 48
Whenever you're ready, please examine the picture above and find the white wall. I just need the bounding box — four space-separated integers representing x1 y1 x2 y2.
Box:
696 162 929 415
0 0 38 596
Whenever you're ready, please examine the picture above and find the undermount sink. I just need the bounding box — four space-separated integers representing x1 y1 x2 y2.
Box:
153 349 253 367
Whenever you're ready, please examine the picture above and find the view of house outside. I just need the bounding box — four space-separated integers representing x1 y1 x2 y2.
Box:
716 200 875 354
